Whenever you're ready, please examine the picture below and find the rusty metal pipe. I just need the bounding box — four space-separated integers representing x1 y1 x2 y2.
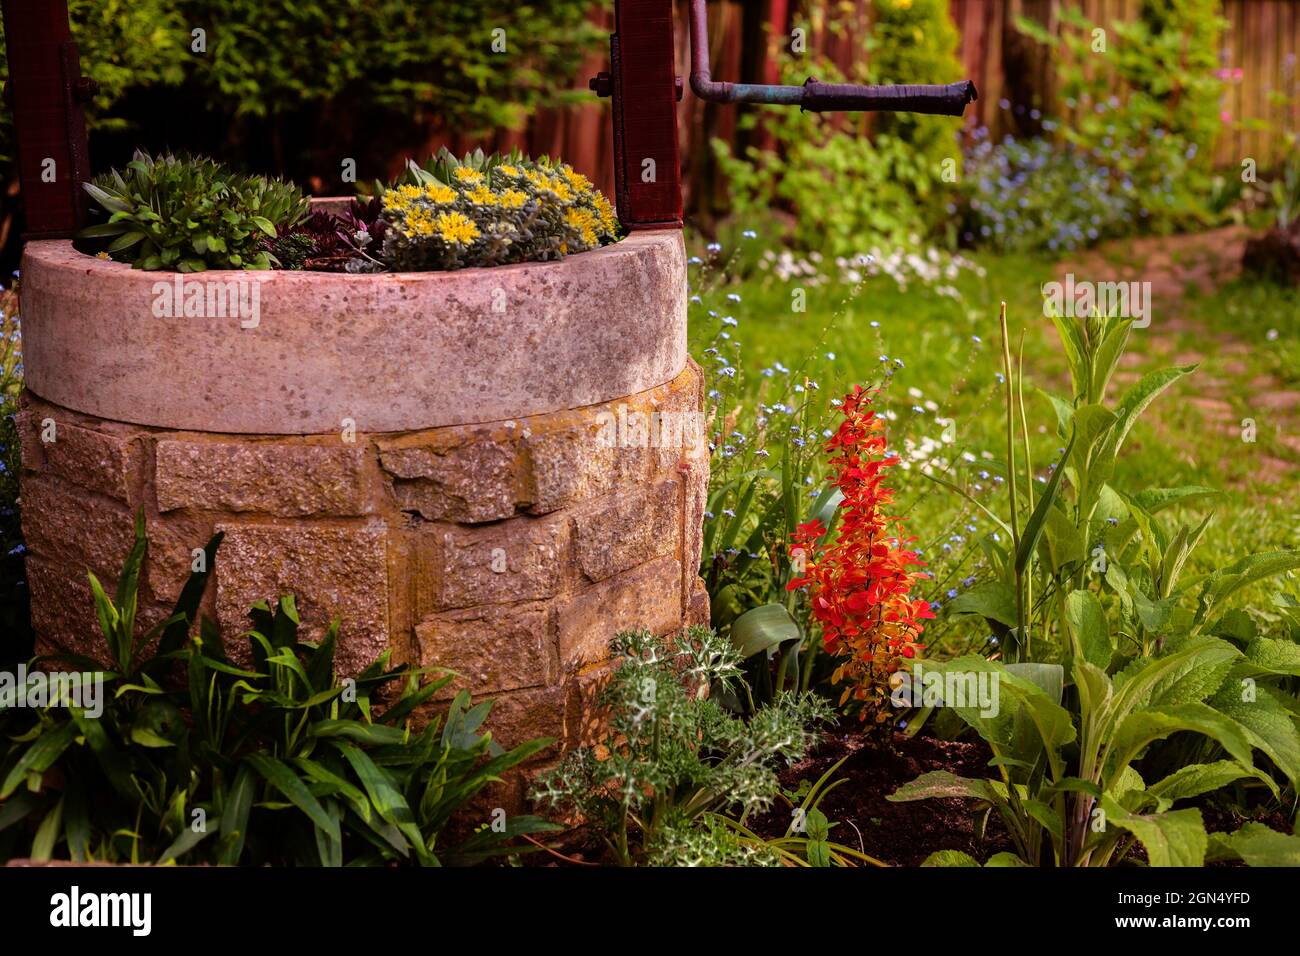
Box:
687 0 976 115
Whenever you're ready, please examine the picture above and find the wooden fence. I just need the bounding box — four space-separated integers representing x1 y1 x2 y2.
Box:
423 0 1300 216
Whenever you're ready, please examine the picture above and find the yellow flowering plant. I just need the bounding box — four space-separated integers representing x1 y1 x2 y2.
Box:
378 148 620 270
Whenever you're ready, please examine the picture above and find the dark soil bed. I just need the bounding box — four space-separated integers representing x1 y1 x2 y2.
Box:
744 723 1012 866
518 719 1293 867
520 722 1014 867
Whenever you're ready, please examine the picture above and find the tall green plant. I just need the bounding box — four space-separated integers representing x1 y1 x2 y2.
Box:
890 643 1300 866
935 307 1300 668
707 414 845 710
0 514 554 865
897 305 1300 863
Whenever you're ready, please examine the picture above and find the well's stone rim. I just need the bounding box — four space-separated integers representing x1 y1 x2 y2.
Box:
20 230 686 435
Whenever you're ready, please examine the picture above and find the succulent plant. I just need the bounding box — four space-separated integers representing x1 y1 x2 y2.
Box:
79 150 310 271
377 148 620 271
266 198 388 272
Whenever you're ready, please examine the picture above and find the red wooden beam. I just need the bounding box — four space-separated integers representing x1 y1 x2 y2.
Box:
602 0 684 230
1 0 92 239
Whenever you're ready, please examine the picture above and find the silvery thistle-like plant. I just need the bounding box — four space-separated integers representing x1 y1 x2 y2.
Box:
530 627 831 866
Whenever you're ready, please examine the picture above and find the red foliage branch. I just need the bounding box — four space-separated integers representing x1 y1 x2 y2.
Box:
787 386 933 725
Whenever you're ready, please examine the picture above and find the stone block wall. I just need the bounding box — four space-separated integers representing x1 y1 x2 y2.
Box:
17 361 710 785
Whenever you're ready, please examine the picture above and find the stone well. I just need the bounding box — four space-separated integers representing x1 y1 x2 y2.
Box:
16 230 708 769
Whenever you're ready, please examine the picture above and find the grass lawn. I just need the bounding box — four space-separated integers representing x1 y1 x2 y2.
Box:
685 227 1300 656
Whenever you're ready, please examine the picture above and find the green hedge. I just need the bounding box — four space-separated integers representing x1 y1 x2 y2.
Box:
0 1 600 170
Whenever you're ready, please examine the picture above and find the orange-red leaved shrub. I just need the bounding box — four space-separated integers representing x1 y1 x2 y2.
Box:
787 386 933 725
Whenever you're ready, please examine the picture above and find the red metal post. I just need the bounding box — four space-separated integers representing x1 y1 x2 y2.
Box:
1 0 92 239
602 0 684 230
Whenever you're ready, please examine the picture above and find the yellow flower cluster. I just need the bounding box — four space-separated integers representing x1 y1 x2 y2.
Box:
379 150 622 271
434 211 480 244
564 207 599 247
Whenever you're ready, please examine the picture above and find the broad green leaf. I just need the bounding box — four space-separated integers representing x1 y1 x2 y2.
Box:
1100 800 1207 867
77 221 130 238
1037 388 1076 437
1089 318 1132 402
1210 683 1300 788
1132 486 1220 514
1142 637 1238 707
1158 514 1212 598
0 722 78 799
806 839 831 868
82 181 131 213
1110 636 1239 715
1108 702 1255 781
1050 313 1089 399
1111 765 1147 804
1196 552 1300 626
1207 822 1300 867
1066 403 1118 479
921 849 981 867
889 770 1002 804
106 231 147 253
1021 799 1064 843
805 808 830 842
1072 659 1113 740
985 851 1030 866
912 658 1075 777
1243 637 1300 677
1039 504 1086 574
1132 588 1177 634
1093 484 1129 527
1211 609 1257 643
807 485 844 537
1103 364 1197 461
1065 589 1111 669
728 604 801 659
1146 761 1276 811
946 581 1018 629
1003 663 1065 704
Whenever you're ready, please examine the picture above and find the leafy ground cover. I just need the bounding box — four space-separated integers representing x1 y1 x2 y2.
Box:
686 229 1299 622
679 223 1300 866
